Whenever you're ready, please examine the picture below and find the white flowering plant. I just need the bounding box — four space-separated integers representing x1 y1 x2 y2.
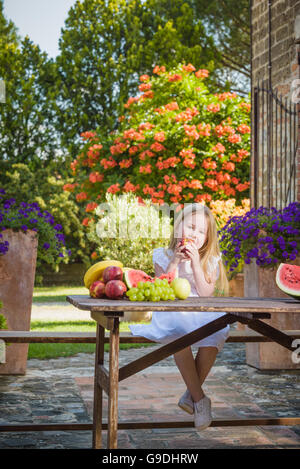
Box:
86 192 172 275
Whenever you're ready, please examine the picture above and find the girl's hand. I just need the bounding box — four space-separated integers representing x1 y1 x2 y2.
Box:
183 240 200 265
173 240 190 264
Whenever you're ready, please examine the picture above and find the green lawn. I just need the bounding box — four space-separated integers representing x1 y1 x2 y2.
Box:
29 320 152 359
30 286 152 359
33 285 87 303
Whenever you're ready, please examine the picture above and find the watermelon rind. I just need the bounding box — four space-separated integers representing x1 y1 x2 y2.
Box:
275 263 300 301
123 268 152 289
123 267 178 289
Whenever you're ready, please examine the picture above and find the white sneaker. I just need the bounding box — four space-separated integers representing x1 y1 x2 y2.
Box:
178 389 194 415
194 395 212 431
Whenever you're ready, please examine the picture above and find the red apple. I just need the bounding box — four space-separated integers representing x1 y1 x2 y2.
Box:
105 280 127 299
89 280 106 298
102 265 123 283
179 238 193 254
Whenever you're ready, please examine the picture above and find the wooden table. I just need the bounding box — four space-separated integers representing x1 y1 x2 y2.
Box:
67 295 300 449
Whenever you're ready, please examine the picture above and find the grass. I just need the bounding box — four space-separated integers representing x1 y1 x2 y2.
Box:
30 286 152 359
33 285 87 303
28 320 152 360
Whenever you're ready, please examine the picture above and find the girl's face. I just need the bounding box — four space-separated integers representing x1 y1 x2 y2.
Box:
175 211 208 250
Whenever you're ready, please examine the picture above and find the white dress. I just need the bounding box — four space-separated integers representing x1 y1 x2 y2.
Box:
129 247 230 352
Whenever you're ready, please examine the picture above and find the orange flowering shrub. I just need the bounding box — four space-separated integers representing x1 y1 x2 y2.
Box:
66 63 250 218
209 198 250 230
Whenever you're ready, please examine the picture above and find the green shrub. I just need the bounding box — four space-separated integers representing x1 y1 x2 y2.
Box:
1 162 96 276
86 192 172 275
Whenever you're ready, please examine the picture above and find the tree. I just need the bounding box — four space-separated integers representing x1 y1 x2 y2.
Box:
56 0 220 159
191 0 250 94
0 3 59 171
66 63 251 218
0 0 19 50
1 161 94 267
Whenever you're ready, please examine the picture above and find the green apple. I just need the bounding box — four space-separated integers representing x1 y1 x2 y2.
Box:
170 278 191 299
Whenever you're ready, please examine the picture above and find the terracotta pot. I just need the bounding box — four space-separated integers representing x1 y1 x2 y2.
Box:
228 273 245 331
243 256 300 370
228 273 244 298
0 229 38 374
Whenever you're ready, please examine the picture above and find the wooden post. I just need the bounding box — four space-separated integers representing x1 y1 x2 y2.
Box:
107 317 120 449
92 323 105 449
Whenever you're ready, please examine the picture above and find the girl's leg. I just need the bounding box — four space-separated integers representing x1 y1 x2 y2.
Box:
195 346 218 387
173 347 204 402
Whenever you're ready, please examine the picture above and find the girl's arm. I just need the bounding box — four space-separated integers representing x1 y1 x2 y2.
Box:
154 244 186 277
183 241 217 296
153 262 166 278
154 259 178 277
192 262 217 297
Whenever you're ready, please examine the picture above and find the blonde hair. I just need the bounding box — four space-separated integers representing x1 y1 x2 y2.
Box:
164 203 229 296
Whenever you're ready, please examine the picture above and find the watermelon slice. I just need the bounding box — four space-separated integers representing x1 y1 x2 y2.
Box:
276 263 300 301
123 269 153 288
123 268 177 288
154 269 177 284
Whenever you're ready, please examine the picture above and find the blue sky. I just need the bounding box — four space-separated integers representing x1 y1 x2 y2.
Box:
3 0 76 57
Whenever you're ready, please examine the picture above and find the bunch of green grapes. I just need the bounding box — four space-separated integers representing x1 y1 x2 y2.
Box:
126 278 176 301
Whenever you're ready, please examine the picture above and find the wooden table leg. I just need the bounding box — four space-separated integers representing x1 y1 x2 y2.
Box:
107 317 120 449
119 314 236 381
92 323 105 449
238 317 296 351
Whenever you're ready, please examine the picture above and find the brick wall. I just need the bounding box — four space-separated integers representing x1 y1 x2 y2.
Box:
251 0 300 207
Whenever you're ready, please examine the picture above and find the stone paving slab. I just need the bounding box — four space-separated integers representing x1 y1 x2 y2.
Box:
75 368 300 449
0 343 299 449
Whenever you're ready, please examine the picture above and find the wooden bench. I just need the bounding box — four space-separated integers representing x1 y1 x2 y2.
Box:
1 329 300 344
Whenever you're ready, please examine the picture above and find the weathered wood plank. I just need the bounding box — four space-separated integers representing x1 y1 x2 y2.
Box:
1 330 300 343
67 295 300 314
0 331 98 343
1 416 300 432
239 318 298 351
97 364 109 395
107 318 119 449
92 324 104 449
90 312 114 330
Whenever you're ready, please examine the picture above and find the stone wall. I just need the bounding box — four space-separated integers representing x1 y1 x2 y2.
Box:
251 0 300 206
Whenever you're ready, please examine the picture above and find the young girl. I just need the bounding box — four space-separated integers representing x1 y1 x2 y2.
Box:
129 203 230 431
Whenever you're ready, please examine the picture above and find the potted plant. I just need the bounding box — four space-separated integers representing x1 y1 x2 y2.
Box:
219 201 300 369
0 189 71 374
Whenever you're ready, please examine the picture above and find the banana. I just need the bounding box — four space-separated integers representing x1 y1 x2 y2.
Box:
84 260 123 289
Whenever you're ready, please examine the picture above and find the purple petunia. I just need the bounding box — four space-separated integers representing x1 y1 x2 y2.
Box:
218 202 300 276
0 190 70 262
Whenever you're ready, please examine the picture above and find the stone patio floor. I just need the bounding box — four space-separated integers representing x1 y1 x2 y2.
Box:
0 341 299 449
